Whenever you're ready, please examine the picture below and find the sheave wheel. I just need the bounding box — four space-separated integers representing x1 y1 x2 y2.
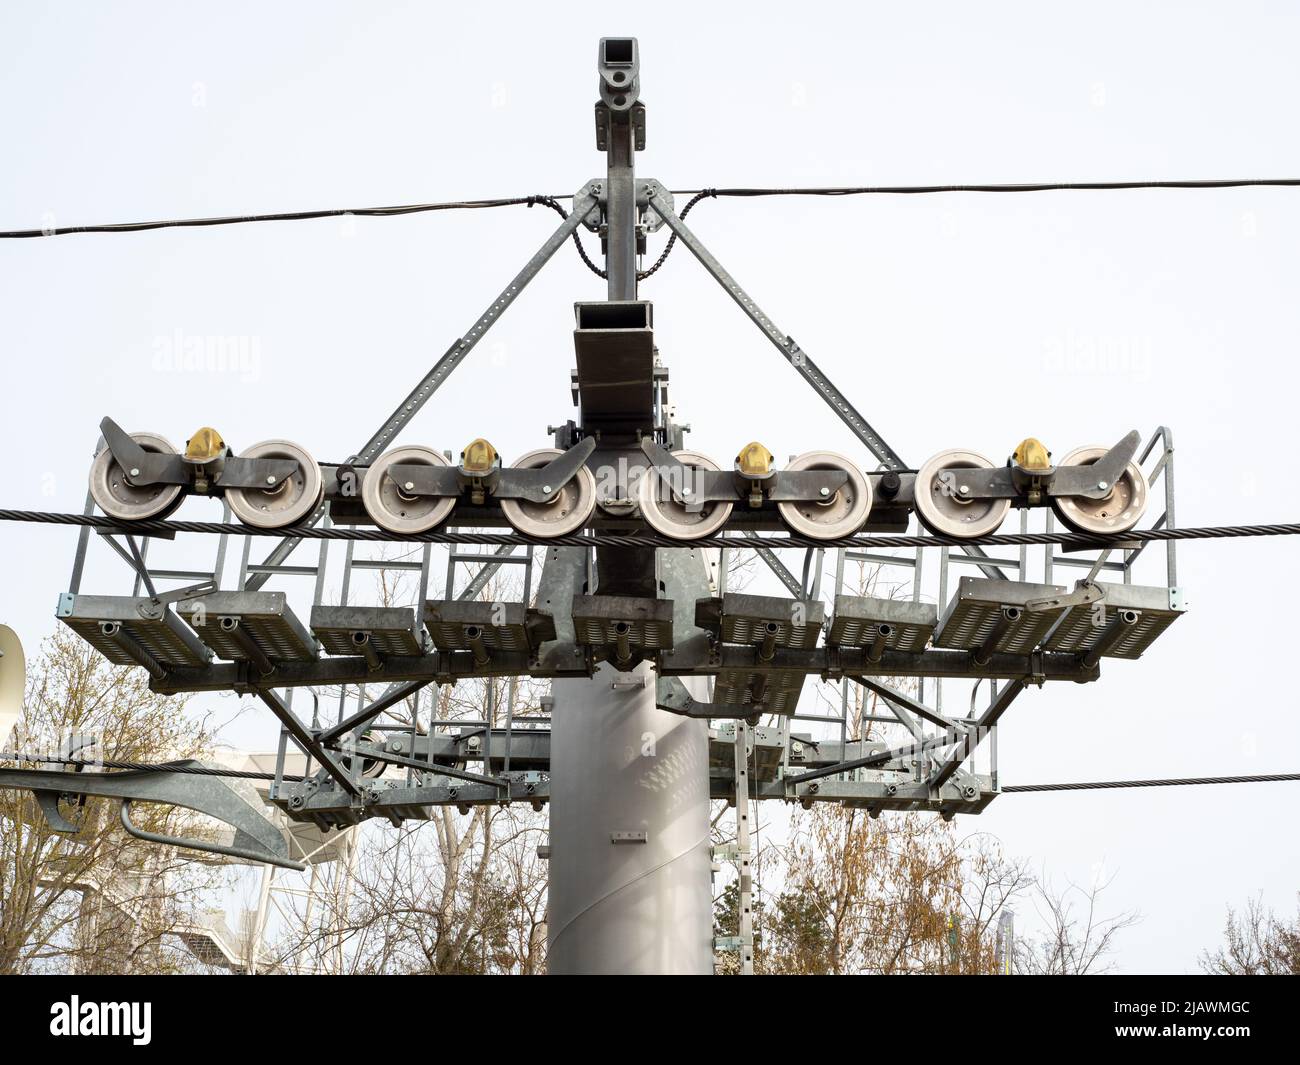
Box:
498 449 597 538
637 450 733 540
362 445 456 534
89 432 185 521
1052 445 1148 534
913 448 1010 539
225 440 323 529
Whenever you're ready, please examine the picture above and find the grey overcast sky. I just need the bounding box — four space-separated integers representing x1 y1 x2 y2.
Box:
2 1 1299 973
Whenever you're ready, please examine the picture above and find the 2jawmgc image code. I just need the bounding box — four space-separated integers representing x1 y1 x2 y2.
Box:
1104 990 1284 1043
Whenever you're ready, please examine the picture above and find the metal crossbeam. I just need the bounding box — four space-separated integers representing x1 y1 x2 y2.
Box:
150 644 1098 694
783 727 971 787
851 675 964 732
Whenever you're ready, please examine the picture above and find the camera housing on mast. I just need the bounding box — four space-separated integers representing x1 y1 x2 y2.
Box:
597 37 639 111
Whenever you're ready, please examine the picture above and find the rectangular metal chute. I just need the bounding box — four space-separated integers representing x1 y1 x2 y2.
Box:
694 593 823 714
698 592 825 650
57 593 212 668
177 591 318 663
713 669 806 716
1045 583 1184 659
934 577 1068 654
311 605 423 657
422 599 554 652
571 593 673 649
828 596 937 653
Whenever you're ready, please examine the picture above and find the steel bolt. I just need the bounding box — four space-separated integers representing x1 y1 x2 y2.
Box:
1097 480 1109 491
542 485 553 495
958 484 969 495
266 476 277 485
819 486 830 497
404 481 414 491
129 468 140 477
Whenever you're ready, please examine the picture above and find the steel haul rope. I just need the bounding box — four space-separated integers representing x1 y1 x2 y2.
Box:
1 508 1297 552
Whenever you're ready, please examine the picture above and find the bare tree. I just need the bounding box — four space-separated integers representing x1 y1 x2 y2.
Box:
0 629 227 974
266 794 548 974
751 807 1030 974
1014 871 1140 974
1199 893 1300 975
266 555 552 974
713 555 1033 975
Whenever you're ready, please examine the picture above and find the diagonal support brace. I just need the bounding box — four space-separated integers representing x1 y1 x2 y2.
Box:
643 181 905 470
244 188 600 591
928 678 1027 788
258 689 362 798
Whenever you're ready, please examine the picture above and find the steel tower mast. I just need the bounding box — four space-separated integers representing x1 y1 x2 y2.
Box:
546 38 714 975
7 33 1192 981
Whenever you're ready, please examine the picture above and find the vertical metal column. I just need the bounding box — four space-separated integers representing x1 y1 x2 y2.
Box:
546 39 713 974
733 719 755 974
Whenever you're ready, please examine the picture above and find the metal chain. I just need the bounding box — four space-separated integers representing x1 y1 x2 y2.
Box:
561 188 716 281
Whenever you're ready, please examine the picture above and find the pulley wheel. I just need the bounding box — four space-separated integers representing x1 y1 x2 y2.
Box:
361 445 456 535
914 448 1010 539
88 432 185 521
225 440 323 529
1052 445 1148 534
777 451 872 541
499 449 597 538
637 450 733 540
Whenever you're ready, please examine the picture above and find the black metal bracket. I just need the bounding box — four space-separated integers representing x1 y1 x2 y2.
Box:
656 676 755 720
638 438 848 506
387 437 598 504
942 431 1141 502
100 416 298 491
